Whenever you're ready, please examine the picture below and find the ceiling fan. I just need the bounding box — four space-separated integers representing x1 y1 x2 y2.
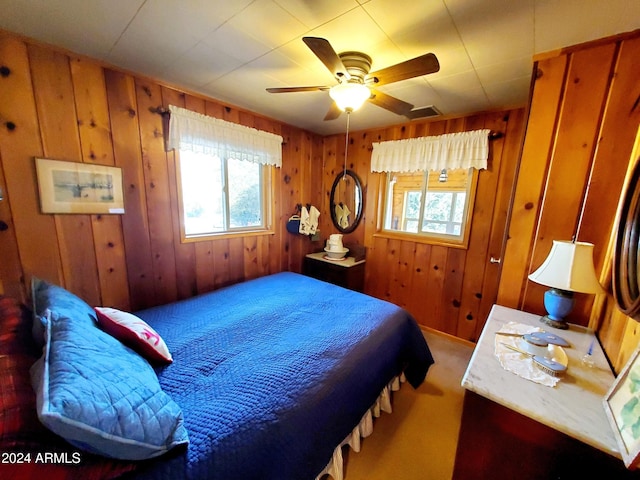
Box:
266 37 440 121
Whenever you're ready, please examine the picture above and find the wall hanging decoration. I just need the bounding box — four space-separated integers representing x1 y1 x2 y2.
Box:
35 158 125 214
603 342 640 469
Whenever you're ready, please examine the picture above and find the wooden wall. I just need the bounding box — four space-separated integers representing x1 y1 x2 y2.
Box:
5 26 637 369
319 109 527 341
497 31 640 372
0 31 323 310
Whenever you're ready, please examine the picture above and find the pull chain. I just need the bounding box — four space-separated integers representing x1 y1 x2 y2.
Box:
343 111 350 180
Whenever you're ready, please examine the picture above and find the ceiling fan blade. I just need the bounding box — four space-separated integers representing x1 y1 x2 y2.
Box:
366 53 439 86
302 37 351 81
323 102 342 121
369 89 414 116
266 86 330 93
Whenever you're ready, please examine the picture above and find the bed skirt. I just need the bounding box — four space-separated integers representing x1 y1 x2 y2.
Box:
315 374 405 480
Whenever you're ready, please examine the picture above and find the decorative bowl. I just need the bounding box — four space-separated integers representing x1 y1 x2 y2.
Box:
324 247 349 259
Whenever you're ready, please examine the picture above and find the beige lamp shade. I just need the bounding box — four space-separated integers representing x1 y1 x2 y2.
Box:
528 240 605 294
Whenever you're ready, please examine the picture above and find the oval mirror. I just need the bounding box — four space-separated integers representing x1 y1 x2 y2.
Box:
613 158 640 321
330 170 363 234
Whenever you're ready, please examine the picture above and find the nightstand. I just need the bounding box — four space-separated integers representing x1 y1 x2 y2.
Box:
453 305 638 479
303 252 365 292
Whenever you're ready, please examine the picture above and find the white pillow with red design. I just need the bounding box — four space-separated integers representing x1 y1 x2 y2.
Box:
94 307 173 364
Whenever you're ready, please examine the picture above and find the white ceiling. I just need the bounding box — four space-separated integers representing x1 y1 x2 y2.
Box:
1 0 638 135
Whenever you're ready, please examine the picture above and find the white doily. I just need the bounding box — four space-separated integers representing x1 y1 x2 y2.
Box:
494 322 560 387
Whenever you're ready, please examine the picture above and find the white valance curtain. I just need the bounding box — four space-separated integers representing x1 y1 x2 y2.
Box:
167 105 283 167
370 129 490 172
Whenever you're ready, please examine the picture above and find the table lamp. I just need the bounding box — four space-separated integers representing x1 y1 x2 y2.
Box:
528 240 605 329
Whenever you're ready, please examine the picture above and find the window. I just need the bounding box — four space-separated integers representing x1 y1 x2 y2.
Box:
178 150 269 238
167 104 282 242
382 168 476 246
372 129 488 247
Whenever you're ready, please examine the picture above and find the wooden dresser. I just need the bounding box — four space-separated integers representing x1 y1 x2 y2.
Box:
302 252 365 292
453 305 640 479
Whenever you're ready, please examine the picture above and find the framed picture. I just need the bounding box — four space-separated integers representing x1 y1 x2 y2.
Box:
35 158 125 214
603 343 640 468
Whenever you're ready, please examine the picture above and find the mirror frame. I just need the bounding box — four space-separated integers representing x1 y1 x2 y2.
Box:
329 169 363 234
613 158 640 320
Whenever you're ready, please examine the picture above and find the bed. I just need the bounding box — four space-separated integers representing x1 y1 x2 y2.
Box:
0 272 433 480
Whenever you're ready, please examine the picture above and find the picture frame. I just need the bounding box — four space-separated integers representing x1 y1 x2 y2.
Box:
35 158 125 215
603 343 640 469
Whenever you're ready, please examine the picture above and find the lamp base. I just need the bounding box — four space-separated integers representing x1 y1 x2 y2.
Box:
540 288 574 330
540 315 569 330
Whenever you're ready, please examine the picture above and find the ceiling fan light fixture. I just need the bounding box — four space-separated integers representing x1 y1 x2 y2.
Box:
329 83 370 112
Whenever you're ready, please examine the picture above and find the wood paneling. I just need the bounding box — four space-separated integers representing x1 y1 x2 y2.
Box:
29 44 102 307
7 26 637 362
71 57 130 310
498 31 640 372
321 111 527 340
135 79 178 305
454 114 501 339
104 69 156 310
497 55 568 308
0 33 63 293
476 108 527 338
0 155 22 300
0 32 321 310
161 87 196 300
522 43 616 315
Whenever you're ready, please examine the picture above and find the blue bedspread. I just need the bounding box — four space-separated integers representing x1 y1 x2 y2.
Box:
131 272 433 480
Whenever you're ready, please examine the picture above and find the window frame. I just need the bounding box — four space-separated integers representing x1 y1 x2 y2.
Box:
175 149 275 243
375 168 479 249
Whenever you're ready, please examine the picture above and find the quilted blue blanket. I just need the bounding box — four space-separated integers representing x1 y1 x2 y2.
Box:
132 272 433 480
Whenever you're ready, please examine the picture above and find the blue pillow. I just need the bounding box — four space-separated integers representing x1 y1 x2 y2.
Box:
30 283 189 460
31 277 97 346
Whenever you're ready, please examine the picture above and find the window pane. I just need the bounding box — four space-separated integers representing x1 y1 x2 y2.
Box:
180 150 224 235
405 220 419 233
453 193 466 223
423 222 447 234
382 168 474 244
177 141 271 241
228 158 262 228
406 191 421 218
424 192 452 221
384 172 425 231
423 192 456 234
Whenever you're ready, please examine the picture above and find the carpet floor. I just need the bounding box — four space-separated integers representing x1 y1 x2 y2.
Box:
342 329 474 480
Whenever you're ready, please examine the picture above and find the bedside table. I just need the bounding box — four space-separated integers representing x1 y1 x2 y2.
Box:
303 252 365 292
453 305 638 479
